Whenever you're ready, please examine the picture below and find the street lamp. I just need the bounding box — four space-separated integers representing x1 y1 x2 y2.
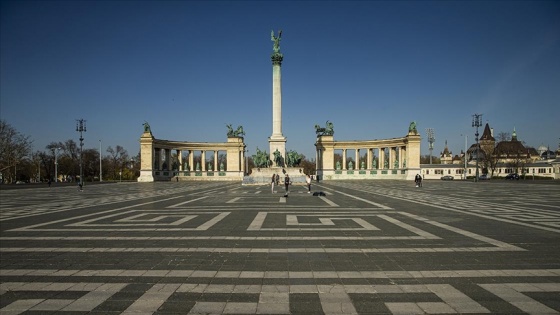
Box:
460 134 468 180
54 147 61 183
472 114 482 182
76 119 86 190
99 140 102 182
245 148 249 176
426 128 435 164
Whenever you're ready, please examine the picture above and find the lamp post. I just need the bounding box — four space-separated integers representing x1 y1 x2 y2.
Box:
426 128 435 164
245 148 249 176
76 119 86 190
472 114 482 182
99 140 102 182
54 147 61 183
460 134 468 179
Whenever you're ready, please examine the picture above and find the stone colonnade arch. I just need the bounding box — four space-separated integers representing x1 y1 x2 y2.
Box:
138 129 246 182
315 130 421 180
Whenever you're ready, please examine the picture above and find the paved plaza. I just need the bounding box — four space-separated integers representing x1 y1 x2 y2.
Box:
1 180 559 314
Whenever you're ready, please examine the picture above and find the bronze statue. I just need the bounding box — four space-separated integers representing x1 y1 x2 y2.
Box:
226 124 245 137
143 121 151 133
273 149 283 167
408 121 417 134
286 150 302 167
252 147 270 168
315 120 334 136
271 30 282 53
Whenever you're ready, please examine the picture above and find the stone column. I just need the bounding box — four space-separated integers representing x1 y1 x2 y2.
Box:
269 43 287 163
356 149 360 169
342 149 347 170
201 151 206 171
214 150 218 172
177 150 182 171
189 150 194 171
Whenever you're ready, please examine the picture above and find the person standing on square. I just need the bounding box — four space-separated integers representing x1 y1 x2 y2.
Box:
284 174 290 193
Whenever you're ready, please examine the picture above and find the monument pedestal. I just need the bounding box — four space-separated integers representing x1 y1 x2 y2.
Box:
243 166 306 185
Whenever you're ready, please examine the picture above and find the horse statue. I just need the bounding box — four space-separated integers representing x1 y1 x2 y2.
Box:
286 150 303 167
227 124 245 138
233 125 245 137
226 124 234 137
252 147 271 168
315 120 334 136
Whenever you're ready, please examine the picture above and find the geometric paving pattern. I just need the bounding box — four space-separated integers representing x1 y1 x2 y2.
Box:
2 180 560 314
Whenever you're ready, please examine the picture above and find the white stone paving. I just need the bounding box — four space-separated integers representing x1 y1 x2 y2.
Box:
3 280 559 314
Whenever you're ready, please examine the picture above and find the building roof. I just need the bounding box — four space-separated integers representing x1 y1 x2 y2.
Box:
480 123 495 141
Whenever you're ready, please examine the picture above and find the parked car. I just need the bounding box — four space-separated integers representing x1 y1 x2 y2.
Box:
505 173 520 180
441 175 454 180
479 174 490 180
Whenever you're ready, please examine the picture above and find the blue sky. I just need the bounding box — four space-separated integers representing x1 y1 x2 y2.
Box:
2 0 559 160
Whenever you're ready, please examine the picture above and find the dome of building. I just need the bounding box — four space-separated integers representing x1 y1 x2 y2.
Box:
537 145 548 155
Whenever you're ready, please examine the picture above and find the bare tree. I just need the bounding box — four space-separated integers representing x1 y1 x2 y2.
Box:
106 146 129 180
496 132 511 142
0 120 33 183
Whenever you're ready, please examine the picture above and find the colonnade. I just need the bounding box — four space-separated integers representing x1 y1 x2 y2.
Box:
152 148 231 172
331 146 408 170
138 128 246 182
315 131 421 180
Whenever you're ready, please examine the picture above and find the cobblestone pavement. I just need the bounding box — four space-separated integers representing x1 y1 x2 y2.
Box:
1 180 559 314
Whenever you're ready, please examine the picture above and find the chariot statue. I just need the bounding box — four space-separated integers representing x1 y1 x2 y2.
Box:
226 124 245 138
315 120 334 136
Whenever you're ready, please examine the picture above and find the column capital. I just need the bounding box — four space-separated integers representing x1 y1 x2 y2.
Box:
271 53 283 66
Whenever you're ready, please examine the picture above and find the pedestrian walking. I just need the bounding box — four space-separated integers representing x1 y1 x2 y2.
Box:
271 174 276 193
284 174 290 194
415 174 422 187
306 174 311 193
275 174 279 186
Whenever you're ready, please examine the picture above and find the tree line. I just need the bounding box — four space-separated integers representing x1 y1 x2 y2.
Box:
0 120 138 184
